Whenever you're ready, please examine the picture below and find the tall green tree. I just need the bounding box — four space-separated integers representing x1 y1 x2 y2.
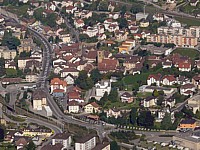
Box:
110 141 120 150
137 111 154 128
98 92 108 106
161 113 172 130
6 68 17 77
130 107 137 125
75 70 94 90
2 31 21 50
90 69 102 83
26 141 36 150
108 88 119 102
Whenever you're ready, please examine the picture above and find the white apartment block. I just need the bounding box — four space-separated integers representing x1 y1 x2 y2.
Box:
157 26 200 38
95 81 111 97
75 135 96 150
147 34 198 48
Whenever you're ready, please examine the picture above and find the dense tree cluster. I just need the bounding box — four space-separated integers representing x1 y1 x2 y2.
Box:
1 31 21 50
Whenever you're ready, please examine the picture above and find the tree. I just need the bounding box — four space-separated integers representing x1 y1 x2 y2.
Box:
90 69 102 83
75 71 94 90
161 113 172 130
48 36 54 43
157 96 164 106
130 107 137 125
46 13 57 27
196 110 200 119
152 90 159 97
6 68 17 77
98 92 108 106
19 51 31 58
33 8 44 21
117 18 128 29
2 31 21 50
55 36 60 43
130 4 143 14
120 5 127 16
98 1 108 11
110 141 120 150
26 141 36 150
108 88 119 102
137 111 154 128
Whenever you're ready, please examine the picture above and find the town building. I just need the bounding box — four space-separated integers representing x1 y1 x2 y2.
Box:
75 134 96 150
52 132 72 149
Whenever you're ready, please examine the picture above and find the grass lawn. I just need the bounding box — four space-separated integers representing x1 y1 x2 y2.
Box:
6 115 26 122
123 73 149 85
175 16 200 26
7 4 29 17
172 48 199 59
137 92 152 98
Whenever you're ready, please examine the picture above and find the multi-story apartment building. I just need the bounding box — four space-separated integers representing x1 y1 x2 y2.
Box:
147 34 198 48
75 135 96 150
157 26 200 38
0 46 16 60
52 132 72 149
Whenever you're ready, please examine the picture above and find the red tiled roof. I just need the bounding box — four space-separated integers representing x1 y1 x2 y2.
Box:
98 59 118 71
148 74 162 80
162 75 176 82
50 78 67 86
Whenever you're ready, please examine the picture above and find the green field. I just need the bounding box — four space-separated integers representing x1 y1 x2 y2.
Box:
172 48 199 59
175 16 200 26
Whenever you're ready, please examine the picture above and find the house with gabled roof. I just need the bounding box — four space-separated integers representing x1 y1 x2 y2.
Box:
162 75 176 85
147 74 162 86
84 102 101 114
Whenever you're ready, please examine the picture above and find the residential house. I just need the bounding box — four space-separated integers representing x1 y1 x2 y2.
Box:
190 0 199 6
64 74 75 85
33 90 47 110
15 138 28 150
178 62 192 72
106 108 122 118
98 58 119 73
147 74 162 86
143 96 157 108
162 75 176 85
75 134 96 150
164 97 175 108
74 19 85 28
123 56 143 70
61 68 79 77
25 73 38 82
179 119 197 129
84 102 101 114
139 19 149 27
120 92 134 103
52 132 72 149
0 46 16 60
192 75 200 89
180 83 196 96
5 60 16 69
58 31 71 43
68 91 84 103
157 109 175 122
95 80 111 98
188 95 200 114
68 100 81 113
50 78 67 94
17 38 34 54
66 6 77 14
115 30 128 42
